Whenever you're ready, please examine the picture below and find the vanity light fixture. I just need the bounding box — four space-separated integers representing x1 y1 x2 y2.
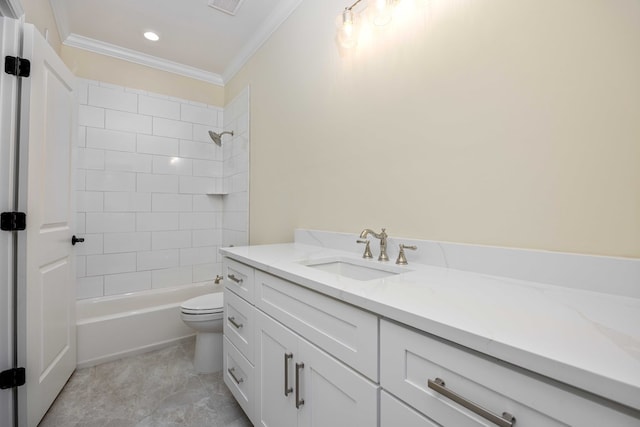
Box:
143 31 159 41
337 0 361 49
373 0 393 25
336 0 397 49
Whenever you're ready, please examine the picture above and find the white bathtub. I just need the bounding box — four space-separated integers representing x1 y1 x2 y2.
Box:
76 282 222 368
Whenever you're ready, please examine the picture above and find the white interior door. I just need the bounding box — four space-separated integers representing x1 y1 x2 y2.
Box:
0 15 20 427
17 23 77 427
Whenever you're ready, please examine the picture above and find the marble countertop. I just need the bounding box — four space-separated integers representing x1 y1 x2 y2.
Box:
220 243 640 411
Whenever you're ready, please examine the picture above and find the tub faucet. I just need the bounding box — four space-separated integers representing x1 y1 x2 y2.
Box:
359 228 389 262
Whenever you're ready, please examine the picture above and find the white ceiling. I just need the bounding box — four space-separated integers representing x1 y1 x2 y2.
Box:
49 0 302 85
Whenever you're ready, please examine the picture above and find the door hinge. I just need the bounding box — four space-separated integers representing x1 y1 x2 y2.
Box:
0 367 26 389
1 212 26 231
4 55 31 77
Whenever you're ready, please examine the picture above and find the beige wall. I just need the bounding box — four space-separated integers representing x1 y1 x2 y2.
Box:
21 0 61 52
227 0 640 258
60 46 224 106
18 0 640 257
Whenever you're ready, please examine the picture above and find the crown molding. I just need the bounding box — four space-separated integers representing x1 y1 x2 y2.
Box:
48 0 69 39
64 33 224 86
47 0 302 87
222 0 303 84
0 0 24 19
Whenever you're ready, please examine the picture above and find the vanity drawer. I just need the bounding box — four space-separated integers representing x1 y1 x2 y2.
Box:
380 320 640 427
224 287 255 364
381 320 563 427
255 270 379 382
223 258 255 304
223 336 255 424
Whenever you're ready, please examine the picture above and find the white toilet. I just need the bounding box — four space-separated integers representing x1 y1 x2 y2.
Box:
180 292 224 373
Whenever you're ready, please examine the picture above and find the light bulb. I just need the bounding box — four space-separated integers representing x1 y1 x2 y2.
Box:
337 9 358 49
373 0 392 26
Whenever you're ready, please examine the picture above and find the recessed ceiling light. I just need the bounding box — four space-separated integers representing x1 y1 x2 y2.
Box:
144 31 159 41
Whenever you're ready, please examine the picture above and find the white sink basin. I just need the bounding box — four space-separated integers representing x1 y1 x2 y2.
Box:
300 257 406 281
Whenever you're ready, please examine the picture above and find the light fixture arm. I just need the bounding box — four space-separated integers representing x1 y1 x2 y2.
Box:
345 0 363 12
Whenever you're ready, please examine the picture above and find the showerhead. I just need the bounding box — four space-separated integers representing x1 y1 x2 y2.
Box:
208 130 234 146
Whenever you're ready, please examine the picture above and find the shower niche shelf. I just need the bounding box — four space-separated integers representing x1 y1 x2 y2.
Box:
204 179 228 195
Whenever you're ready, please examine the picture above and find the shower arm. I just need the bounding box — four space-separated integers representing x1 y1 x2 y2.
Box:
208 130 235 146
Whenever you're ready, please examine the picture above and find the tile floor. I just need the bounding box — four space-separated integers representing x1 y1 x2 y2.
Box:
39 338 252 427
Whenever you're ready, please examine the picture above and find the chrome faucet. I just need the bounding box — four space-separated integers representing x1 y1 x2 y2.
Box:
359 228 389 261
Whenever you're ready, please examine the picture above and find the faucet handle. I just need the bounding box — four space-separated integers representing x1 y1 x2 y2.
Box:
396 244 417 265
357 239 373 259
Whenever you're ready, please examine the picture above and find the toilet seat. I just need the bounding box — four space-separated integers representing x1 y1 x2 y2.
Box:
180 311 223 322
180 293 224 315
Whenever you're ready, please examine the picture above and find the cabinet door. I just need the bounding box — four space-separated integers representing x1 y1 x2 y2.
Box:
297 338 378 427
255 311 299 427
381 391 440 427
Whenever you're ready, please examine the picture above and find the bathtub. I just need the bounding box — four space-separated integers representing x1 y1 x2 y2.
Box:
76 282 222 368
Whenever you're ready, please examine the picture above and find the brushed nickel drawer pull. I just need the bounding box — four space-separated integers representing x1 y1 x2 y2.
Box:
228 367 244 385
284 353 293 396
228 316 243 329
295 362 305 409
428 378 515 427
228 274 243 284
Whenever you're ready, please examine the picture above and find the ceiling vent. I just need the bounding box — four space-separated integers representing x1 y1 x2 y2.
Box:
208 0 245 16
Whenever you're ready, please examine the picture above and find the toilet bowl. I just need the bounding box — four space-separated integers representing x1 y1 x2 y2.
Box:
180 292 224 373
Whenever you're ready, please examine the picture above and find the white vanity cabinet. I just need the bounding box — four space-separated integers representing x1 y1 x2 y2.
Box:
380 319 639 427
223 253 639 427
255 310 378 427
223 258 380 427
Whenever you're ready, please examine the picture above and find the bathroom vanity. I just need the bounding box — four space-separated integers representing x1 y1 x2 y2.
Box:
220 242 640 427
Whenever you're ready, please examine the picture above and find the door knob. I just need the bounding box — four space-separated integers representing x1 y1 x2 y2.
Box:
71 235 85 245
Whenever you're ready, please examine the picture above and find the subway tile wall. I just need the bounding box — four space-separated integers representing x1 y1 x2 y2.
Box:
75 80 249 299
222 87 250 248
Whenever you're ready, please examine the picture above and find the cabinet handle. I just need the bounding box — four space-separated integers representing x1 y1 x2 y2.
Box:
428 378 515 427
295 362 305 409
284 353 293 396
228 367 244 385
228 274 243 284
228 316 243 329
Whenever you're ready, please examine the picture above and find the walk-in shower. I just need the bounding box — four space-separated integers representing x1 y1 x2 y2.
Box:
208 130 234 146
